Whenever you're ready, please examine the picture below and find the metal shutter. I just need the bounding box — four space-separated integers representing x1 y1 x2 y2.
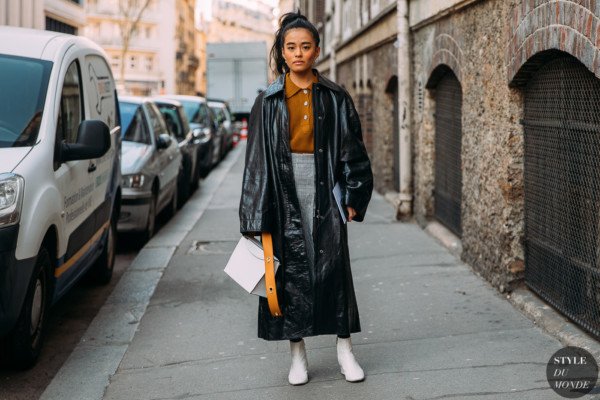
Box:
434 70 463 237
523 55 600 339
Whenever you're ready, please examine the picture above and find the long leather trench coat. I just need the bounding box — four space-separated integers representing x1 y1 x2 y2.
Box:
239 70 373 341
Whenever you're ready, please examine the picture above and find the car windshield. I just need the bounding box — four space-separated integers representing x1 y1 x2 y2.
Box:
210 106 227 124
119 102 151 144
180 100 208 125
0 55 52 148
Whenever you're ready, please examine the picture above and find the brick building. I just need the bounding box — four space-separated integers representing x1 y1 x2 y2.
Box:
302 0 600 339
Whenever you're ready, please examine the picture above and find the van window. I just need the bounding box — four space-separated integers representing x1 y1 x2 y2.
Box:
56 61 83 144
0 54 52 147
84 55 117 130
119 102 150 144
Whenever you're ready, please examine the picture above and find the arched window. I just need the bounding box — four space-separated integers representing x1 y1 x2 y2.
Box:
522 53 600 337
432 68 463 237
385 76 399 192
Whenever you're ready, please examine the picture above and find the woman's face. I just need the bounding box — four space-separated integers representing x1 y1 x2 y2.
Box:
282 28 320 74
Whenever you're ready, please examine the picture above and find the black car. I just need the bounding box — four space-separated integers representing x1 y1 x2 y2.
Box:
208 99 235 157
153 98 201 206
157 95 220 176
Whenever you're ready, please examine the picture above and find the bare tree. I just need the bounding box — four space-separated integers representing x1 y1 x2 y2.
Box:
117 0 152 90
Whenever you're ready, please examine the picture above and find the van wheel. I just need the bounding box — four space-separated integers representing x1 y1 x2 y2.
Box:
8 247 51 370
90 217 116 285
143 193 157 243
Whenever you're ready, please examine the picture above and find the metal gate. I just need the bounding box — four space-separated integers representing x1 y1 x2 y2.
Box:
523 55 600 339
434 70 462 237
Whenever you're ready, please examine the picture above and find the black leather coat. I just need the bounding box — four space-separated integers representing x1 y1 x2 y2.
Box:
239 70 373 340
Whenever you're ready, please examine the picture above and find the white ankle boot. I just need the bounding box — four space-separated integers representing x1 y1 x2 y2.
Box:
336 336 365 382
288 339 309 385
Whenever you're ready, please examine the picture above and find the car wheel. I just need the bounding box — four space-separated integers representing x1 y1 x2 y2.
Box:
143 192 157 243
178 159 191 208
191 154 201 191
8 247 51 370
168 182 178 219
89 216 116 285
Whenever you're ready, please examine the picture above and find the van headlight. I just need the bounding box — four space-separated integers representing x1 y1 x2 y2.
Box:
0 173 24 227
122 174 145 189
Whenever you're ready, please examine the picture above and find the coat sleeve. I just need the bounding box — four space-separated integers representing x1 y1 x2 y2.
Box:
239 93 272 234
339 91 374 222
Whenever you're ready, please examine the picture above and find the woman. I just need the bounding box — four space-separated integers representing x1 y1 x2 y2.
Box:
239 11 373 385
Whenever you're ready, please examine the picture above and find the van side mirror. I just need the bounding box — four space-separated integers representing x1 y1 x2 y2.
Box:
61 120 111 162
156 133 172 149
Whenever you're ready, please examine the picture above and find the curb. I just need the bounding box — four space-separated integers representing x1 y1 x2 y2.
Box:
39 144 245 400
507 288 600 361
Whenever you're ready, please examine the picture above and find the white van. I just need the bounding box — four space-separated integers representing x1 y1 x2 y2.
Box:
0 27 121 369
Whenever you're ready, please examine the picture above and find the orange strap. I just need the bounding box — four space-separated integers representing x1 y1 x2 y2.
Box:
262 232 282 317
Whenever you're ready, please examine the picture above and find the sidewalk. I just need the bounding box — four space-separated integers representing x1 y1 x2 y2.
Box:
41 142 599 399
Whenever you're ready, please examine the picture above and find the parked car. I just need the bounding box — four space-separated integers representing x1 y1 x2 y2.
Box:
153 97 201 206
207 99 235 156
0 27 121 369
117 96 181 241
159 95 221 173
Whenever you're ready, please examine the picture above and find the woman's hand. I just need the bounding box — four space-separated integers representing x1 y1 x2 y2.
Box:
346 206 357 222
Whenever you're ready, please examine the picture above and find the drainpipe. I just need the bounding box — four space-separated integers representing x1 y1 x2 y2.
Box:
396 0 412 218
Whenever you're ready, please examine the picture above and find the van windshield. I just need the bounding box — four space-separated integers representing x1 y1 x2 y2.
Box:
0 55 52 148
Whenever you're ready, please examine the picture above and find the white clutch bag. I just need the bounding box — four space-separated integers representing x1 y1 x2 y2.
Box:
224 235 280 297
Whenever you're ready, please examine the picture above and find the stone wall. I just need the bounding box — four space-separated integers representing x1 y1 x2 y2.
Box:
336 41 399 193
412 0 526 292
412 0 600 292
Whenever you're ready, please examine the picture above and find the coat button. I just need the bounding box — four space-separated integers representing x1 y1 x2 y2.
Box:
318 115 322 120
319 181 324 185
318 148 323 153
319 249 324 254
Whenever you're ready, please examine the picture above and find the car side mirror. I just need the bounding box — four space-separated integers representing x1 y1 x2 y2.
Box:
192 127 211 144
157 133 172 149
61 120 111 162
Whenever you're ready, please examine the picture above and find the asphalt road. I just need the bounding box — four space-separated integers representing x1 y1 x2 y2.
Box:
0 223 168 400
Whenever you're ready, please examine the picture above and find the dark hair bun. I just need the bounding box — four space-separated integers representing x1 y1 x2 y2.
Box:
280 11 307 28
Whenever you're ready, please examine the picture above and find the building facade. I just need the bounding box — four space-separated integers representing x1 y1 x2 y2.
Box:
410 0 600 339
174 0 198 95
1 0 86 34
85 0 163 95
205 0 276 81
195 20 208 96
85 0 197 96
304 0 401 196
303 0 600 339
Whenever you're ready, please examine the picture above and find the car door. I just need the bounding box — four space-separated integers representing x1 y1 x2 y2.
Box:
52 56 99 288
146 102 178 210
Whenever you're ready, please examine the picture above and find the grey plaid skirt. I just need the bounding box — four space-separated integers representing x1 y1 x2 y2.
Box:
291 152 315 268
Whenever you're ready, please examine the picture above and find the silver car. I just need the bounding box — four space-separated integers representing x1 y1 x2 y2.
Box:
117 96 182 240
